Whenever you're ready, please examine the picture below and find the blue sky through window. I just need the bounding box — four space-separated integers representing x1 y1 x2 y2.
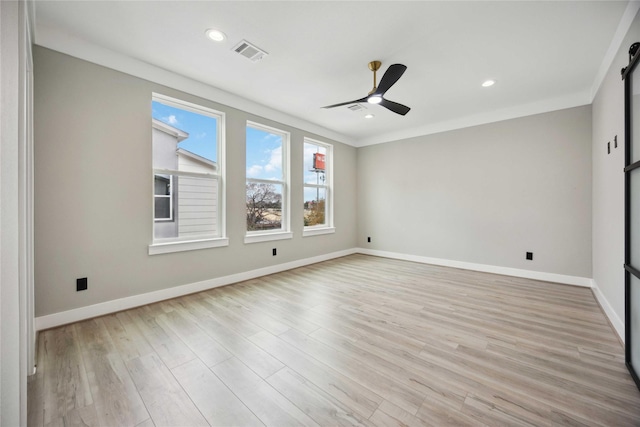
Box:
152 100 217 162
246 126 283 181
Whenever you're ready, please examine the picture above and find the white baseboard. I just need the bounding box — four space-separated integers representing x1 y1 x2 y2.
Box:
591 279 625 343
356 248 593 288
35 247 611 335
35 248 357 331
355 249 630 342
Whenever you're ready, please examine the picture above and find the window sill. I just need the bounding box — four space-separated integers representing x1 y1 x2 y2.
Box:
303 226 335 237
244 231 293 244
149 237 229 255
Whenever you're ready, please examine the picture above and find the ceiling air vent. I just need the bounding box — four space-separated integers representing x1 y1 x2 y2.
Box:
347 104 366 112
233 40 268 62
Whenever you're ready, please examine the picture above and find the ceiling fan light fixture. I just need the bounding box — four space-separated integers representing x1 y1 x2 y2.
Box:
322 62 410 115
205 28 226 42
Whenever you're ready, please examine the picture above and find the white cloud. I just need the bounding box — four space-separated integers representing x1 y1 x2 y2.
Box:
304 145 318 169
264 146 282 173
262 133 279 143
246 164 264 177
162 114 179 126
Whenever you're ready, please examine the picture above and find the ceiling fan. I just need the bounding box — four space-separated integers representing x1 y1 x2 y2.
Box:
323 61 410 116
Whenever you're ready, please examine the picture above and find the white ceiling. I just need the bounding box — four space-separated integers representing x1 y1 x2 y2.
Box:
33 1 634 147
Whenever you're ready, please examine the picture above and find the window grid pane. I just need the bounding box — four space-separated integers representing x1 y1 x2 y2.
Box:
303 139 331 229
246 181 283 232
304 143 327 185
246 122 288 233
154 197 171 220
304 186 327 227
153 173 219 239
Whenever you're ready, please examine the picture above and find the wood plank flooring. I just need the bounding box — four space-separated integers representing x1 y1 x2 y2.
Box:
28 254 640 426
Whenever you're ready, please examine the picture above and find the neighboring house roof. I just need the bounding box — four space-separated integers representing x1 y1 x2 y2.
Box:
152 118 189 142
177 148 217 170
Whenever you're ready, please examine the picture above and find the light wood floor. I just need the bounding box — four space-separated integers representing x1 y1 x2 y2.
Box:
28 254 640 426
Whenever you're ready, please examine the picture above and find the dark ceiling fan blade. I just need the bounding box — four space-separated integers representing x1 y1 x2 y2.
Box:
374 64 407 96
379 98 411 116
322 97 368 109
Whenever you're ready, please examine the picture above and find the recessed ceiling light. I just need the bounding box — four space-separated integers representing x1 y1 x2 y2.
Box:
365 114 374 119
482 79 496 87
205 29 226 42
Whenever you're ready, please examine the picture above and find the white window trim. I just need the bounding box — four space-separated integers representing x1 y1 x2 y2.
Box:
153 174 173 221
303 137 333 233
149 93 226 255
149 237 229 255
303 226 335 237
244 231 293 244
245 121 291 243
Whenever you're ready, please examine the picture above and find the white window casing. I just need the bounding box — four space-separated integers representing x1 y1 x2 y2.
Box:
245 121 291 243
149 93 226 254
303 137 333 236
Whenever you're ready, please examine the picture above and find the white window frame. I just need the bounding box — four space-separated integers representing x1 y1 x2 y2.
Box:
148 93 228 255
303 138 334 237
245 121 292 244
153 174 173 221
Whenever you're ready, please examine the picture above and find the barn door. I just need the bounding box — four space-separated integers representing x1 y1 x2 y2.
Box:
623 41 640 391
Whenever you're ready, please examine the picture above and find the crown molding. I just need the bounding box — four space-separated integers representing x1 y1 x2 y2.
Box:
34 24 355 147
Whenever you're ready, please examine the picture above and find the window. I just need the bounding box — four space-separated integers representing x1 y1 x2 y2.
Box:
154 174 172 220
303 138 334 236
245 122 291 243
149 94 227 254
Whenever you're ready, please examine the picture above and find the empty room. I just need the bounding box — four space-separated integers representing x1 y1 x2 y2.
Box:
4 0 640 425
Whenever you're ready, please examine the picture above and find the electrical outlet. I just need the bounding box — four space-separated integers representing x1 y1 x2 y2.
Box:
526 252 533 260
272 248 277 256
77 277 88 291
367 237 371 243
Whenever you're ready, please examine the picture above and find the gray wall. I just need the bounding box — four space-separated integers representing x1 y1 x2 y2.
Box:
357 106 592 278
592 8 640 329
33 46 357 317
